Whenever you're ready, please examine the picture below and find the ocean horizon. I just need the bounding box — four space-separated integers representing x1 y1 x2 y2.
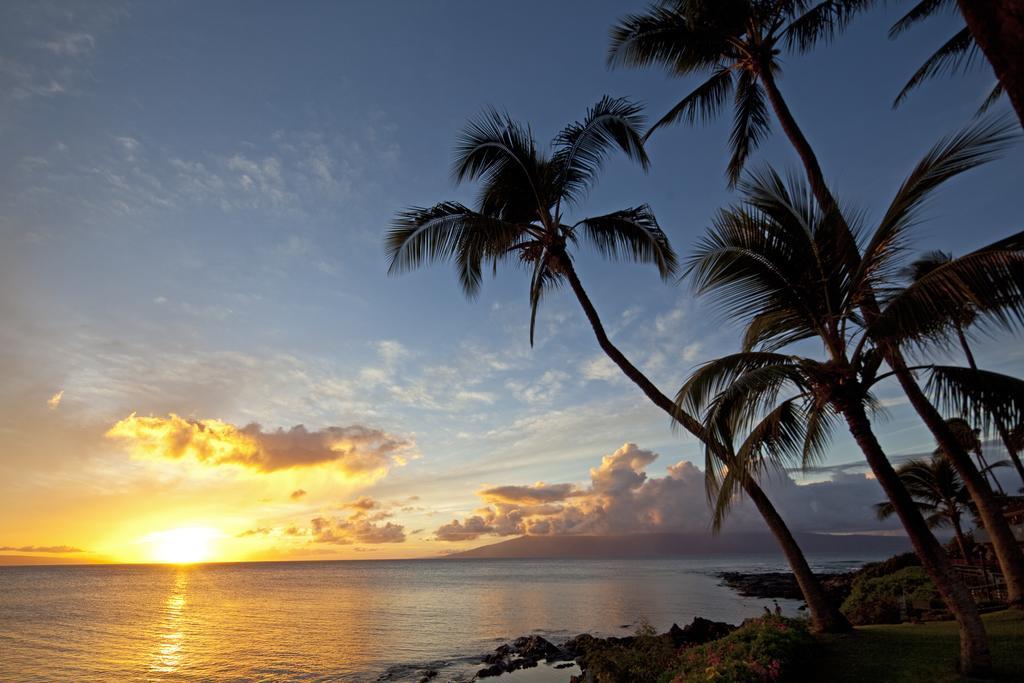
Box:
0 554 881 682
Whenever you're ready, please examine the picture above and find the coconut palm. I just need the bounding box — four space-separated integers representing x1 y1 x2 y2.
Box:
904 251 1024 484
609 2 1022 541
875 452 973 563
608 0 864 205
675 119 1024 673
386 97 850 633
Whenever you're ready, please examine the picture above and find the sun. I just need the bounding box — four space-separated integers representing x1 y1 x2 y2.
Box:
147 527 219 564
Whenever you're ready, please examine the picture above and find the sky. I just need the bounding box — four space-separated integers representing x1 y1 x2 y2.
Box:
1 1 1022 564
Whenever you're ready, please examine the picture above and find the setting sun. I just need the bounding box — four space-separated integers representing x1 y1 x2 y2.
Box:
146 527 220 564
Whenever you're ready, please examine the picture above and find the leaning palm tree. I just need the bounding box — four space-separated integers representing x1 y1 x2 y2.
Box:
610 2 1024 606
676 121 1024 672
904 251 1024 484
386 97 849 633
608 0 863 205
875 453 973 563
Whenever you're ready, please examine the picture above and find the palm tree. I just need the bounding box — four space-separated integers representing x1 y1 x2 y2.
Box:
609 2 1024 561
608 0 862 207
676 120 1024 673
905 251 1024 484
386 97 850 633
875 453 973 563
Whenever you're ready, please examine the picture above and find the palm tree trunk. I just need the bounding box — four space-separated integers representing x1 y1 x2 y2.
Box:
743 475 850 632
957 324 1024 484
759 66 836 212
956 0 1024 125
886 351 1024 608
841 399 992 677
560 259 850 633
952 514 973 566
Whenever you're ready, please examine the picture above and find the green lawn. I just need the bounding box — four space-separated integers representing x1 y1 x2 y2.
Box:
801 611 1024 682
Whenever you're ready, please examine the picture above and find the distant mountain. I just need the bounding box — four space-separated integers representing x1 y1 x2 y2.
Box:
443 532 911 560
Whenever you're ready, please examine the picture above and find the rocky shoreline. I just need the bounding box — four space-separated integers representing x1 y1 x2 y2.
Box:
473 617 735 681
381 568 867 682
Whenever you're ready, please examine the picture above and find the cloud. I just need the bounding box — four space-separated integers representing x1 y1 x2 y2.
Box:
47 390 63 409
236 528 271 538
435 443 897 542
310 511 406 545
106 413 412 479
479 482 581 505
40 32 95 58
289 489 307 501
435 516 496 542
0 545 82 553
343 496 378 510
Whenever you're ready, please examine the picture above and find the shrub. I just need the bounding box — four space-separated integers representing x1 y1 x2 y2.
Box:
580 621 678 683
664 616 814 683
840 566 941 625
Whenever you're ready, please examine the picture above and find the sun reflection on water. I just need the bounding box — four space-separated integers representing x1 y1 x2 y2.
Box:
149 569 189 675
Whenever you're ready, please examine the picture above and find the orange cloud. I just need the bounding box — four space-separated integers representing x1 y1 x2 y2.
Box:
106 413 412 479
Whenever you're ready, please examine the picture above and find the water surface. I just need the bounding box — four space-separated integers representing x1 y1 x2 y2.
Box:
0 556 871 681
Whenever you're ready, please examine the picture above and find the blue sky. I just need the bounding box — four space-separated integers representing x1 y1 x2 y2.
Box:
1 1 1021 561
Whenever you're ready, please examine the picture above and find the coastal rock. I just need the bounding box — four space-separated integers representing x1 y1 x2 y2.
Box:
476 662 508 678
512 634 563 661
669 617 736 646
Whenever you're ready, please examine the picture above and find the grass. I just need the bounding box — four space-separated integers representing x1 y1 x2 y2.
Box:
801 610 1024 682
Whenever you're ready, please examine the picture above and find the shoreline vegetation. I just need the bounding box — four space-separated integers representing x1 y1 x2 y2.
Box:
385 553 1021 682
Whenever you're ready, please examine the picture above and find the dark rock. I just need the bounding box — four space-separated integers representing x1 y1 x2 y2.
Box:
512 634 562 661
509 657 539 671
416 671 438 683
670 616 736 646
475 662 508 678
554 662 575 669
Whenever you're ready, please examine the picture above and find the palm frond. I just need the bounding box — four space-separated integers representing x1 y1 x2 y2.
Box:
573 205 677 279
676 352 801 420
733 398 808 477
856 116 1019 295
727 71 771 187
893 28 978 108
553 96 649 208
871 241 1024 348
889 0 956 38
607 5 724 73
977 82 1005 116
646 66 734 137
453 109 545 212
527 250 564 346
386 202 523 297
927 366 1024 436
785 0 874 53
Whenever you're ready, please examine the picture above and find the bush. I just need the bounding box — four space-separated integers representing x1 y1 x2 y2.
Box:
579 621 679 683
855 552 921 582
840 566 941 625
664 616 814 683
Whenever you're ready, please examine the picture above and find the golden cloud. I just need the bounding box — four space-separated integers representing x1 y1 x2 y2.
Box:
106 413 412 479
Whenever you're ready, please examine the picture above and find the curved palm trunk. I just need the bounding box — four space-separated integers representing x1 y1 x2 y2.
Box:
952 513 973 566
561 260 850 633
957 325 1024 485
886 352 1024 608
956 0 1024 125
841 400 992 677
759 67 837 213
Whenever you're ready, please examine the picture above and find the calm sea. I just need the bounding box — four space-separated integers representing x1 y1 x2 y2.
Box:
0 556 872 682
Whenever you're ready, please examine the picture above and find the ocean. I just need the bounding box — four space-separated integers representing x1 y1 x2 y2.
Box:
0 556 872 682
